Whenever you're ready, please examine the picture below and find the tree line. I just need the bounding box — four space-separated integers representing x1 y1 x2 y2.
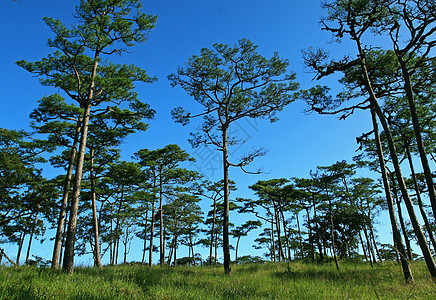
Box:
1 0 435 284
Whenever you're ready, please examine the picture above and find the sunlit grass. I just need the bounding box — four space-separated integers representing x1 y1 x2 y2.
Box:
0 260 434 299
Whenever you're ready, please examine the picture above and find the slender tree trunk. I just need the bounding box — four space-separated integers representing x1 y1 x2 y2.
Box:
369 225 383 263
188 237 191 265
405 144 436 252
25 212 39 264
235 236 241 264
305 208 315 261
159 171 165 266
312 195 323 260
173 235 177 267
222 124 231 275
63 50 100 274
115 237 119 265
113 192 123 265
280 208 291 262
214 232 218 265
141 210 149 265
167 235 175 265
109 204 114 265
209 198 217 265
296 213 304 260
396 54 436 221
327 196 339 271
59 208 69 267
363 228 374 267
0 249 15 266
273 203 284 262
90 148 102 268
52 119 81 269
359 231 369 262
123 227 129 264
370 103 414 284
189 233 195 266
16 232 25 266
365 227 376 264
123 243 127 264
149 183 156 267
270 217 276 262
392 178 413 260
25 231 34 265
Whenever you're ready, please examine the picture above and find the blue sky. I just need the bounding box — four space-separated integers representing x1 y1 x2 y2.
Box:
0 0 387 265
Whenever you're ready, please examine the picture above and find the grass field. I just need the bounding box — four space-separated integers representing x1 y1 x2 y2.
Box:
0 260 435 299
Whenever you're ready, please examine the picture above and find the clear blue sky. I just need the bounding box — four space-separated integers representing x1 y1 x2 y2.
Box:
0 0 387 265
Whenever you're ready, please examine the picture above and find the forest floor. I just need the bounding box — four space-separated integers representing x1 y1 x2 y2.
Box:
0 260 435 299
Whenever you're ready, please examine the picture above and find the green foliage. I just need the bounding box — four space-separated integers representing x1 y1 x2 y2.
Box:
17 0 157 104
0 128 57 231
169 38 298 148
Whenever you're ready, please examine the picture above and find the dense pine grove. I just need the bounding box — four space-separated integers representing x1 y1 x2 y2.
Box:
1 0 436 289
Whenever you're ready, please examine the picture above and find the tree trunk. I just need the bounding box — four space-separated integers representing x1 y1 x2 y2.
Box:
159 170 165 266
90 148 102 268
305 208 315 261
296 213 304 260
352 28 433 281
273 202 284 262
109 204 114 265
173 235 177 267
396 53 436 221
392 178 413 260
63 50 100 274
123 228 129 264
0 249 16 266
113 191 124 265
59 208 69 267
25 212 39 264
328 197 339 271
209 197 217 265
369 225 383 263
149 185 156 267
359 231 369 263
167 235 175 265
222 124 231 275
115 237 119 265
358 40 436 283
270 217 276 262
312 194 323 260
52 119 80 269
189 233 195 266
280 207 291 262
141 210 148 265
370 103 414 284
214 232 218 265
16 232 25 266
235 236 241 264
25 231 34 265
405 144 436 253
363 228 374 267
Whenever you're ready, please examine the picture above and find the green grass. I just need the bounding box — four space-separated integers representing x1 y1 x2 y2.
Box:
0 261 435 299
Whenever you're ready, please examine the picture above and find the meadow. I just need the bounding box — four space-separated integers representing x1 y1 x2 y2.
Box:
0 260 435 299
